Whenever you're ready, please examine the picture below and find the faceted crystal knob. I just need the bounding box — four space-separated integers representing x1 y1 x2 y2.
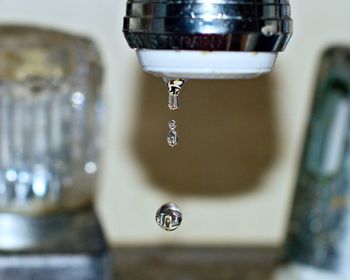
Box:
156 203 182 231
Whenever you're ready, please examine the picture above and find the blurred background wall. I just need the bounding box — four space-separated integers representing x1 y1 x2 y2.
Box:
0 0 348 246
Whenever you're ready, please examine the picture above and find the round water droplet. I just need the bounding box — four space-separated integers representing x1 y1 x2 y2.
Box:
156 203 182 231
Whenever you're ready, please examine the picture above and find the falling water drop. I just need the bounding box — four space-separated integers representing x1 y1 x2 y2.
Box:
156 202 183 231
165 79 186 111
167 120 178 148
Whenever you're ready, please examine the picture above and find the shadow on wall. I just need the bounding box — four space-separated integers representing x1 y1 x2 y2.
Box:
130 73 279 197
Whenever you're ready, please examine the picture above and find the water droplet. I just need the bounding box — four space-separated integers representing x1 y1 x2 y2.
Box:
167 120 178 147
168 120 176 130
165 79 185 111
156 202 182 231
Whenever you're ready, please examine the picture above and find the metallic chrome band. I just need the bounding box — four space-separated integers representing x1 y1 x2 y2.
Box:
126 3 291 19
123 0 292 52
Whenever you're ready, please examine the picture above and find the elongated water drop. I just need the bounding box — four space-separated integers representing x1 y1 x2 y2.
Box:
167 120 178 147
166 79 185 111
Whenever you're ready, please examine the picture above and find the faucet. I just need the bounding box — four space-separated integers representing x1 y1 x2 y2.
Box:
123 0 293 80
285 47 350 278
